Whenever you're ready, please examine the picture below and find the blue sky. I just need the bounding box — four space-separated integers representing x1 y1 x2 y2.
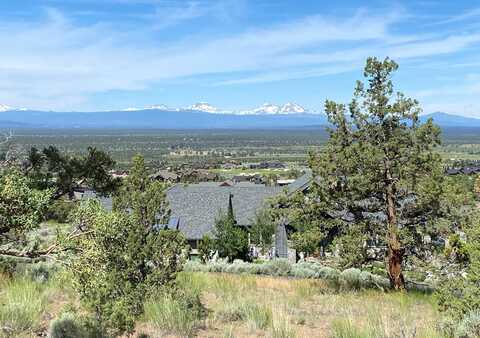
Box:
1 0 480 116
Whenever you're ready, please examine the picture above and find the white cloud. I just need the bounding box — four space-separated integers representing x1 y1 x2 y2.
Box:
0 6 480 111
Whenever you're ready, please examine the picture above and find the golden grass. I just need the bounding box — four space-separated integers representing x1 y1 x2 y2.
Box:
168 272 444 338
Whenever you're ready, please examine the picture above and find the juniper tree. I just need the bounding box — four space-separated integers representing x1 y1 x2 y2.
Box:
311 57 441 289
67 154 186 336
26 146 119 199
0 169 53 258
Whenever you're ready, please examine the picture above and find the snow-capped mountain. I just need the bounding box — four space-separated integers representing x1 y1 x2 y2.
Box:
240 102 307 115
0 104 27 112
253 103 281 114
280 102 305 114
188 102 220 113
123 104 176 111
121 102 308 115
0 104 14 112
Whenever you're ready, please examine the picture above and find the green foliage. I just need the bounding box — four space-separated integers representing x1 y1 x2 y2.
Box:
333 224 368 268
66 155 187 336
48 312 86 338
250 209 276 254
113 154 170 227
45 199 76 223
197 234 215 263
27 146 119 199
291 227 323 257
213 210 249 262
454 310 480 338
68 199 187 336
0 169 53 257
307 57 442 288
437 212 480 326
445 233 469 263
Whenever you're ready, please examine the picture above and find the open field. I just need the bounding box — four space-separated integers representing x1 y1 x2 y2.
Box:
0 270 444 338
5 127 480 169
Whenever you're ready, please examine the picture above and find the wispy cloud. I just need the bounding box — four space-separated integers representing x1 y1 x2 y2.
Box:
0 5 480 110
151 0 246 29
433 7 480 25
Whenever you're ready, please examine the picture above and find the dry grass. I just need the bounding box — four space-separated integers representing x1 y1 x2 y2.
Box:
1 271 443 337
148 272 444 338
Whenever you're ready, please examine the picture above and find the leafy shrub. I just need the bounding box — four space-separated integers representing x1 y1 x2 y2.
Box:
45 199 76 223
48 312 85 338
291 228 323 257
213 211 249 262
455 310 480 338
198 235 216 263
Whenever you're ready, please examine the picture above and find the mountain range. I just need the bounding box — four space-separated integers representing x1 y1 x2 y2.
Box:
122 102 308 115
0 103 479 129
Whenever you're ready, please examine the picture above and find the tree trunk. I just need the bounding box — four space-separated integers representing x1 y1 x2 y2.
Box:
385 166 405 290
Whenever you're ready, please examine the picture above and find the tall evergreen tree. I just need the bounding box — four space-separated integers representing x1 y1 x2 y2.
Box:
311 57 441 289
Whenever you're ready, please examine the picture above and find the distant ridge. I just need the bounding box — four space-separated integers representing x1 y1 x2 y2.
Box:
419 112 480 127
0 109 329 129
0 108 479 129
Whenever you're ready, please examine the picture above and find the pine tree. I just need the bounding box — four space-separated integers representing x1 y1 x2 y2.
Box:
311 57 441 289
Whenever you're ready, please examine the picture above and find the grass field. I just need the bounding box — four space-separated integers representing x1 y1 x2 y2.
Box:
0 268 443 338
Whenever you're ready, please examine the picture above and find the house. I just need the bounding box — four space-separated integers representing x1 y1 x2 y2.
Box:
81 172 312 259
164 182 283 249
150 170 179 182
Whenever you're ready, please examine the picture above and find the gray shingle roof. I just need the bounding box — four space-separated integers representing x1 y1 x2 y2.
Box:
167 183 282 240
287 170 312 195
80 174 311 241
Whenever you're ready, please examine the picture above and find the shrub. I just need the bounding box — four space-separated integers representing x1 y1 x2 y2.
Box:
48 312 85 338
26 262 58 283
455 310 480 338
263 259 291 276
340 268 362 290
290 265 317 279
198 234 216 263
46 199 76 223
213 211 249 262
437 212 480 323
0 257 18 278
